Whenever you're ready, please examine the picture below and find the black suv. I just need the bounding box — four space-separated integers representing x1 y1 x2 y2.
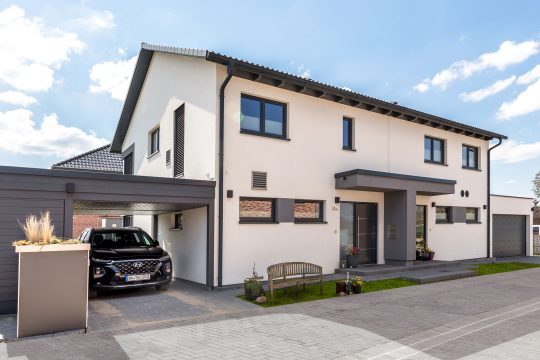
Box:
79 227 172 297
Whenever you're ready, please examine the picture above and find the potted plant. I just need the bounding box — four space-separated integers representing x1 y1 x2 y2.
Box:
244 262 264 300
424 246 435 261
416 240 425 260
13 211 90 338
351 276 364 294
336 272 353 295
346 246 361 268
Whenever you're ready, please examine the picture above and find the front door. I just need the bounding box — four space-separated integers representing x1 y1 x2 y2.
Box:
340 202 377 264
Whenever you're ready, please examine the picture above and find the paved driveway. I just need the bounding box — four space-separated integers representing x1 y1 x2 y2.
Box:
3 268 540 359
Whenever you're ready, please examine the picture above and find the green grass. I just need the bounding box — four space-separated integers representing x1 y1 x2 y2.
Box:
239 278 416 307
473 262 540 276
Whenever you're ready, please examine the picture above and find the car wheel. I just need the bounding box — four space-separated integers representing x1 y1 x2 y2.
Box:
88 289 98 298
156 284 170 291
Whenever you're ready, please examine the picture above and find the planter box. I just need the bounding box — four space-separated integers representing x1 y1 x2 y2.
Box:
346 254 360 268
15 243 90 338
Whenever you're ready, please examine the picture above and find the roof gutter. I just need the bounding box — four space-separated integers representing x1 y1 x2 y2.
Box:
487 136 503 259
217 62 234 287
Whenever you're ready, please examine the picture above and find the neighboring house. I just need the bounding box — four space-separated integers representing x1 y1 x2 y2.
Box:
52 144 123 237
107 43 532 287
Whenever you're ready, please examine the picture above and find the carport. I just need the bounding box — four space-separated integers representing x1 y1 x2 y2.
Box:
0 166 215 315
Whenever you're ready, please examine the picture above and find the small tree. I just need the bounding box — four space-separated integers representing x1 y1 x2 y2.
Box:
533 171 540 203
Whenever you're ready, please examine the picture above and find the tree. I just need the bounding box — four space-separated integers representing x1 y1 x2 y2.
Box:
534 171 540 202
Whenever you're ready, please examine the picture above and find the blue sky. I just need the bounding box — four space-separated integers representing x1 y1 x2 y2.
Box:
0 0 539 198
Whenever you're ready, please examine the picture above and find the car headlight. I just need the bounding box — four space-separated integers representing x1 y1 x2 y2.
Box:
93 266 105 278
163 262 172 273
92 258 111 264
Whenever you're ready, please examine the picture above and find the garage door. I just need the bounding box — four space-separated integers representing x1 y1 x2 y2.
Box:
493 215 526 257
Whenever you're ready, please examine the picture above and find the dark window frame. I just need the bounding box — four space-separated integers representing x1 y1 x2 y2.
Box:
122 215 133 227
173 212 183 230
424 136 445 165
122 144 134 175
435 206 453 224
342 117 354 150
294 199 325 223
239 197 277 224
465 207 480 224
240 94 287 139
149 127 160 155
462 145 479 170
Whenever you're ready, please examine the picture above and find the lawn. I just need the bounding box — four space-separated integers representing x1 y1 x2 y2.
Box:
473 262 540 276
240 278 416 307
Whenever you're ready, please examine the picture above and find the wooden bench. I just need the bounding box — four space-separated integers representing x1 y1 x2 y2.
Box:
267 262 323 303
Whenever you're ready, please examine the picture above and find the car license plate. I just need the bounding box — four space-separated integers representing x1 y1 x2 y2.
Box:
125 274 151 282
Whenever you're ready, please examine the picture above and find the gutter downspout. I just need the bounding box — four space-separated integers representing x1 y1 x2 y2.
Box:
487 137 503 259
218 63 234 287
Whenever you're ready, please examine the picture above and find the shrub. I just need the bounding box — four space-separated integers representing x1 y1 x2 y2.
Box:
14 211 80 246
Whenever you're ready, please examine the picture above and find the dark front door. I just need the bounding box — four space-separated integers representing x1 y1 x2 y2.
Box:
356 203 378 264
416 205 426 251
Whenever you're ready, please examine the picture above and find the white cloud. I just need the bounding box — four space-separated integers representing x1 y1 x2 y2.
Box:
341 86 352 92
414 40 539 91
0 6 85 92
459 75 516 102
89 56 137 101
491 139 540 163
496 78 540 119
0 109 108 157
297 64 311 79
506 179 517 184
517 64 540 85
72 10 115 30
0 90 37 107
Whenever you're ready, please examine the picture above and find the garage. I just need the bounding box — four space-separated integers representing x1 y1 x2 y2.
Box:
493 214 526 257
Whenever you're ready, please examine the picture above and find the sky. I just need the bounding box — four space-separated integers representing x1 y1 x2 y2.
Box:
0 0 539 198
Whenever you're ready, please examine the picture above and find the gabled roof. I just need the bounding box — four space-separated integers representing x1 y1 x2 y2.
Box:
52 144 123 173
111 43 506 152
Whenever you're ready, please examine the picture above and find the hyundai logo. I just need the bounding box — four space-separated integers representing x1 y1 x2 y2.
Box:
133 262 144 268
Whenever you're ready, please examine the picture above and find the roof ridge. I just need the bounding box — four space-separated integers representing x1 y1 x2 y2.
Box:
52 143 111 168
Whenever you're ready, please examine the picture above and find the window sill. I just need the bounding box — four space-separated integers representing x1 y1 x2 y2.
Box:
240 130 290 141
424 160 447 166
294 221 328 224
466 221 482 224
239 220 280 224
147 151 160 159
462 166 481 171
435 221 454 224
342 147 356 152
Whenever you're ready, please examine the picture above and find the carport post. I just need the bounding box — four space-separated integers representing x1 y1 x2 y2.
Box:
206 202 215 288
63 199 73 239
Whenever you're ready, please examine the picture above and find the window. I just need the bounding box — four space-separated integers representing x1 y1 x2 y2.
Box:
173 212 183 230
462 145 478 169
343 117 353 150
174 105 185 177
123 153 133 175
436 207 452 223
424 136 445 164
294 200 324 223
239 197 276 223
240 95 286 138
150 127 160 155
466 208 479 223
122 215 133 227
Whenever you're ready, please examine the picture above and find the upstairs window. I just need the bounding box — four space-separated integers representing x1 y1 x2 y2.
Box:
123 153 133 175
150 127 160 155
343 117 353 150
462 145 478 169
240 94 287 139
424 136 445 164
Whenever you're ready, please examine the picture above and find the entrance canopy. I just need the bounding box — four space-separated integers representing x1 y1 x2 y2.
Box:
335 169 456 195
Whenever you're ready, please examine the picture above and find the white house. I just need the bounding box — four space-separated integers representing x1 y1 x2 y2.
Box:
106 43 533 287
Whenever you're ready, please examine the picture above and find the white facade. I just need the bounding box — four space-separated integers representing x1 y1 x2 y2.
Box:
117 48 530 286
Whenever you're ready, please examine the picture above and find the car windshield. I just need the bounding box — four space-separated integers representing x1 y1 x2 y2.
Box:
91 231 157 249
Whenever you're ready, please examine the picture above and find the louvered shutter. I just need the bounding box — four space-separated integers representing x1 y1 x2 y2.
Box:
174 105 185 177
251 171 267 189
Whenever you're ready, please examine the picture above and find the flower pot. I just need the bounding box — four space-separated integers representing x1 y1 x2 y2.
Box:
336 281 351 295
416 250 423 260
346 254 361 268
244 279 263 300
352 284 362 294
422 252 431 261
428 251 435 261
15 243 90 338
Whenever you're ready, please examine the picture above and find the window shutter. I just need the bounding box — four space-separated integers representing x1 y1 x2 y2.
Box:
123 153 133 175
251 171 267 190
165 149 171 166
174 105 185 177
